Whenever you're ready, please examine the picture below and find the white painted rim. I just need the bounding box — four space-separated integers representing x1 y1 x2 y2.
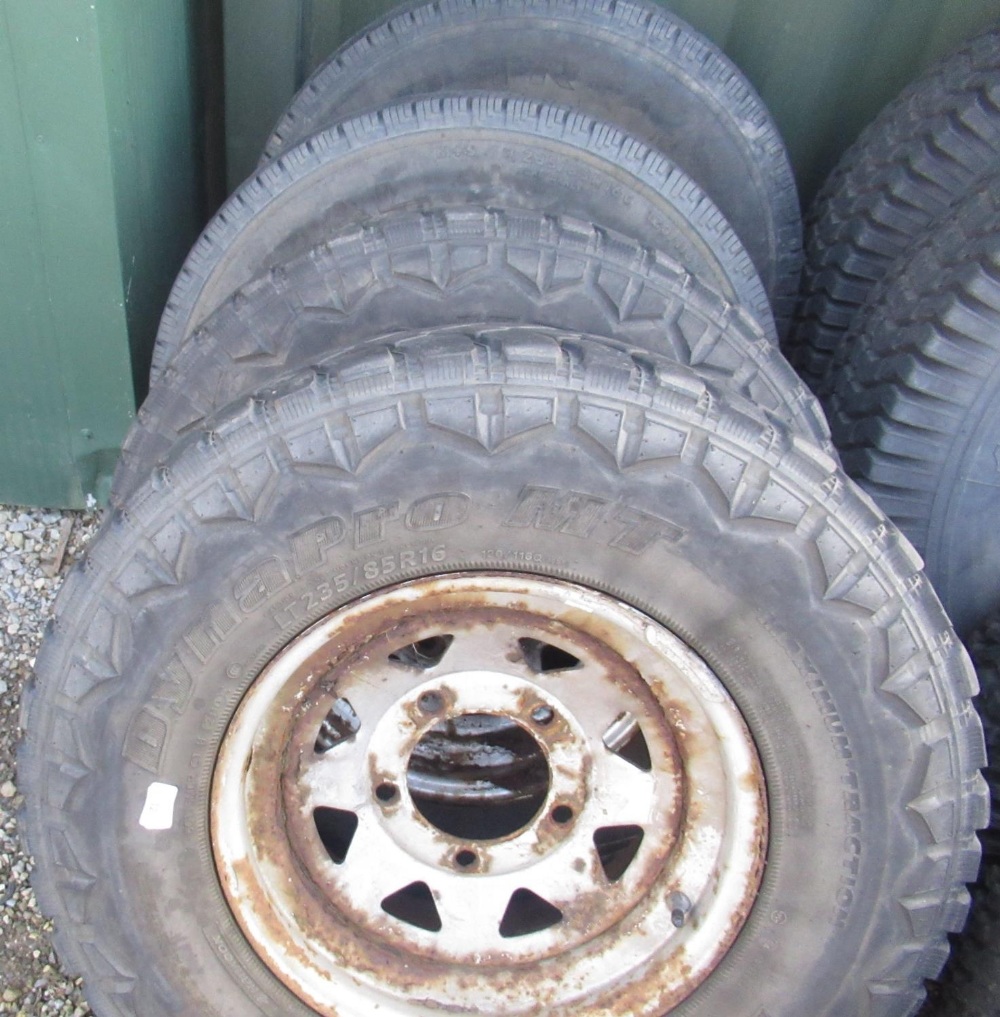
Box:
212 573 766 1016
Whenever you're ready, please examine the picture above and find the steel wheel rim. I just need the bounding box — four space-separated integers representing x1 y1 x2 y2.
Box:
212 573 767 1016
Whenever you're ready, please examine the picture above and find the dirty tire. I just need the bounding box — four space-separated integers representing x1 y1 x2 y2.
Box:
821 175 1000 636
260 0 801 335
967 618 1000 860
150 93 774 381
117 209 827 504
23 331 985 1017
922 617 1000 1017
922 867 1000 1017
789 24 1000 387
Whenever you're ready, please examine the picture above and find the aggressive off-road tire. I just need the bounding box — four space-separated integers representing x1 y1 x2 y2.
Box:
923 867 1000 1017
789 24 1000 387
23 330 985 1017
821 174 1000 636
921 616 1000 1017
260 0 801 334
150 94 774 381
116 209 827 504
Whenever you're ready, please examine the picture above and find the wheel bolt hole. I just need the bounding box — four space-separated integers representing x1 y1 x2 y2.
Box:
551 804 574 825
417 690 445 715
530 705 554 726
375 782 399 804
455 849 477 869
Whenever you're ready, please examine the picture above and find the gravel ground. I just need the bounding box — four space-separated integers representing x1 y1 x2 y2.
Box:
1 504 99 1017
0 501 985 1016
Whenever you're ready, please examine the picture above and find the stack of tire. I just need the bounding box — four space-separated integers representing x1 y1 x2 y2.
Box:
19 5 987 1017
788 25 1000 1016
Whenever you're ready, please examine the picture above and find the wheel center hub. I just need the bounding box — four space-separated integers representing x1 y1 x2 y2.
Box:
366 671 595 874
406 708 551 842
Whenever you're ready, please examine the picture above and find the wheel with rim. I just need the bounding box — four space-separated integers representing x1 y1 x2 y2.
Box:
115 208 829 506
23 332 985 1016
259 0 801 335
149 93 774 382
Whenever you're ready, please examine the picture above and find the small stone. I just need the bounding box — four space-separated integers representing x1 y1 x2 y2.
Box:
2 987 18 1002
0 781 16 799
8 531 24 549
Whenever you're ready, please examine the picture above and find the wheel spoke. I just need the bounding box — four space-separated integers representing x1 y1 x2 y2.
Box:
329 668 424 724
588 750 658 828
534 665 636 728
297 742 367 811
431 876 517 947
332 813 424 911
429 625 524 678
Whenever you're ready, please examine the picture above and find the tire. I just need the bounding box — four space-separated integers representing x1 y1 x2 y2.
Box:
23 330 985 1017
920 618 1000 1017
821 174 1000 636
967 618 1000 862
150 93 775 382
116 208 828 505
259 0 801 336
921 866 1000 1017
788 24 1000 388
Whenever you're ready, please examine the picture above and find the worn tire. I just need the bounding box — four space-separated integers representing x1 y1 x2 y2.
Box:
150 94 774 381
821 174 1000 636
922 866 1000 1017
117 209 827 504
24 330 985 1017
967 618 1000 862
921 618 1000 1017
260 0 801 335
789 24 1000 387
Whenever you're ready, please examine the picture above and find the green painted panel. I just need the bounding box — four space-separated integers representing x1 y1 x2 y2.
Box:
95 0 202 391
224 0 305 191
0 1 201 509
0 3 133 508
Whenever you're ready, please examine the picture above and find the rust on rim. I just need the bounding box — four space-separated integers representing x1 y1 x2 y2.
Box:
211 573 767 1016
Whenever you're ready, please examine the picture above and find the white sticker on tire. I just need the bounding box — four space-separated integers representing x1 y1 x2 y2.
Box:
139 782 179 831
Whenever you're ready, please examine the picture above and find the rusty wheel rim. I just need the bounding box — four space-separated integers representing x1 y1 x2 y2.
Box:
212 574 767 1016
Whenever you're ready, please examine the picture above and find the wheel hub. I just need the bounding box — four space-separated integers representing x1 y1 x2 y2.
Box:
212 574 767 1015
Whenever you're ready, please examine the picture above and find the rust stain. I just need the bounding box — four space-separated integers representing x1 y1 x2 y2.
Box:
212 573 770 1015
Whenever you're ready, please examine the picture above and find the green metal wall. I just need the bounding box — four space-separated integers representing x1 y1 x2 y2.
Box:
224 0 1000 198
0 0 203 509
2 0 1000 509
